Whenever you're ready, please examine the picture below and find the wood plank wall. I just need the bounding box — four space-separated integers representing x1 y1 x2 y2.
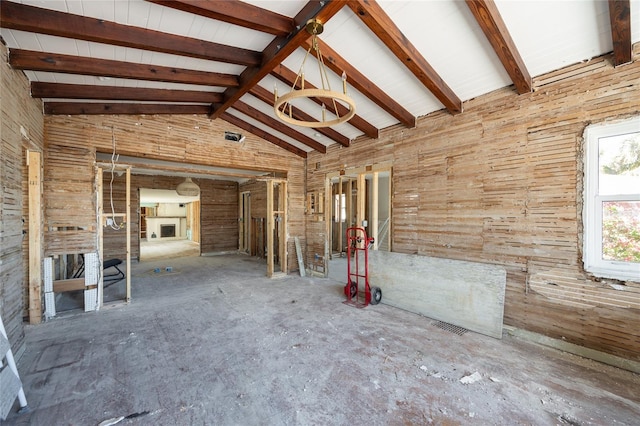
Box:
239 180 268 219
199 179 238 254
307 49 640 361
44 144 96 256
0 41 44 349
44 113 304 272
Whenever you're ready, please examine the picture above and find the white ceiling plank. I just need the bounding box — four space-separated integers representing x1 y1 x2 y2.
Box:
36 33 78 55
186 14 207 40
495 0 612 77
74 39 91 57
64 0 84 15
379 0 512 102
21 0 67 13
24 70 39 82
321 9 444 119
124 0 152 28
157 5 196 37
87 41 116 61
78 0 115 22
122 46 143 64
113 0 129 25
53 73 86 85
1 29 41 51
242 0 303 17
144 0 165 30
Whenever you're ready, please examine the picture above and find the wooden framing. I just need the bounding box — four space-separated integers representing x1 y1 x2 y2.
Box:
97 167 104 305
266 179 287 277
357 173 366 234
125 168 131 302
27 150 42 324
52 278 97 293
187 200 201 244
267 181 274 276
325 162 393 264
239 191 251 253
372 172 379 251
97 164 132 304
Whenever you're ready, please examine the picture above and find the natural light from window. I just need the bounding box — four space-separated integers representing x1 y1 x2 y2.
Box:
583 118 640 281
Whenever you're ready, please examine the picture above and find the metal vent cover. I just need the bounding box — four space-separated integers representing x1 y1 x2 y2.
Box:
433 320 468 336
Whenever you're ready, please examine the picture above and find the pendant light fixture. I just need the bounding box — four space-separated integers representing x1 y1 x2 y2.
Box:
274 19 356 128
176 177 200 197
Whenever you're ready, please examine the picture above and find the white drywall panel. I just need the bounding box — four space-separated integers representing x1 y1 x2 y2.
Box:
369 251 506 339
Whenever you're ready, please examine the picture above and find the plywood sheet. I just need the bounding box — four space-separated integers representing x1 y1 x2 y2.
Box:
369 251 506 338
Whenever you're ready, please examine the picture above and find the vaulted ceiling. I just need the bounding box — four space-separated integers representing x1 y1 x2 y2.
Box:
1 0 638 159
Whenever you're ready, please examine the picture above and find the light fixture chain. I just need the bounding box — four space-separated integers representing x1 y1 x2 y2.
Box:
273 19 356 128
281 42 314 116
315 38 342 120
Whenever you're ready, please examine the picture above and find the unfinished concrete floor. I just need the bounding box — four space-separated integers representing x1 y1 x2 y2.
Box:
139 239 200 261
4 254 640 425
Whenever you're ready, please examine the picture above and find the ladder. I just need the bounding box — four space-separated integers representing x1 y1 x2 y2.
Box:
0 314 28 420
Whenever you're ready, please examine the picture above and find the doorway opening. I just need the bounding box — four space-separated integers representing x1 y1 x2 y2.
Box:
139 188 200 261
329 169 392 256
237 179 288 277
268 179 287 277
327 166 392 280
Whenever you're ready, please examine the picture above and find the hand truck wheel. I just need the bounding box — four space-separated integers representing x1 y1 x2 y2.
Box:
348 281 357 298
370 286 382 305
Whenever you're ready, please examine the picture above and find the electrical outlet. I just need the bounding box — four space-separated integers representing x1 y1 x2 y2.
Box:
106 218 114 227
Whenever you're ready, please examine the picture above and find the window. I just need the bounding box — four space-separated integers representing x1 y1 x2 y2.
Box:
583 117 640 281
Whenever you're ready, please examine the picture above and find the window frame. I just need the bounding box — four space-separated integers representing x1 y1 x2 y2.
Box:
583 117 640 281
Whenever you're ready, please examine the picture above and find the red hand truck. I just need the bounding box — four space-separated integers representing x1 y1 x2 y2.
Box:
343 227 382 308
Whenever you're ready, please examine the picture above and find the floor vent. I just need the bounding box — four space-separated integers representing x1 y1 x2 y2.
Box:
433 321 468 336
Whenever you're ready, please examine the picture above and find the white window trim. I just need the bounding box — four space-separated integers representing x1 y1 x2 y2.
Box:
583 117 640 281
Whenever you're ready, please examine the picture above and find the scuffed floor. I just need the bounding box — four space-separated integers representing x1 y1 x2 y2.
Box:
4 255 640 425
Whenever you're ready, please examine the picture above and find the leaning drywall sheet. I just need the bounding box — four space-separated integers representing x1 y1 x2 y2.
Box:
369 251 506 339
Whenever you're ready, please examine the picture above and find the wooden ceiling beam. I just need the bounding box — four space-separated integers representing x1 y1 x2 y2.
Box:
348 0 462 115
209 0 345 121
9 49 238 87
0 1 261 67
102 161 271 181
221 112 307 158
465 0 532 94
271 64 379 139
147 0 294 37
44 103 210 115
31 82 224 103
608 0 632 66
249 85 350 147
233 101 326 154
304 38 416 128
